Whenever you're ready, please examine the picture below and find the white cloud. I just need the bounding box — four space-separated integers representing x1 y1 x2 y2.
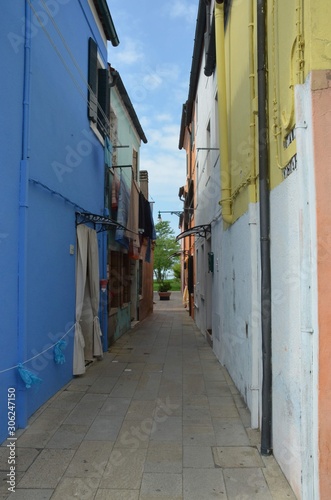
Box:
156 113 173 122
110 37 145 65
143 72 163 91
146 124 181 152
168 1 197 24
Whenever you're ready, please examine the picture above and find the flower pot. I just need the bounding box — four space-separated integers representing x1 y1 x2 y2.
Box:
158 291 171 301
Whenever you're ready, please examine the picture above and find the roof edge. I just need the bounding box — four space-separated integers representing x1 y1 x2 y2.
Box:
93 0 119 46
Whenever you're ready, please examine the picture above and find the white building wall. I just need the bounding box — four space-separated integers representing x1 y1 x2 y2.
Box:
270 76 318 499
212 209 261 424
194 60 219 335
193 53 262 427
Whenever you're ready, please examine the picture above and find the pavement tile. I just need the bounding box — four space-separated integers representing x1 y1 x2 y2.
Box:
140 472 182 500
223 467 272 499
51 476 100 500
183 445 215 468
206 381 233 397
125 400 156 420
209 397 240 418
48 390 84 410
183 406 213 424
85 415 124 441
17 448 75 488
114 419 153 449
0 470 22 499
100 448 147 489
65 440 113 478
212 418 250 446
144 363 164 373
150 416 182 442
6 489 53 500
183 423 216 446
262 455 298 499
86 376 119 394
12 447 40 472
237 406 251 427
99 397 131 416
213 446 264 468
110 378 139 398
15 408 67 449
183 394 209 407
183 468 227 500
95 490 139 500
154 396 182 418
183 374 206 395
45 424 89 449
63 406 101 426
144 441 182 473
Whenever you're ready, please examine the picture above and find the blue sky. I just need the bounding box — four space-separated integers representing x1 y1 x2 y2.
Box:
106 0 198 235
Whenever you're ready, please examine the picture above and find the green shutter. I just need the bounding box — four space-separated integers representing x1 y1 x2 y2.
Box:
97 68 110 137
88 37 98 123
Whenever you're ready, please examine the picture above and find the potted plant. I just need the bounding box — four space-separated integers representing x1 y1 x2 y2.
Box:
158 280 172 300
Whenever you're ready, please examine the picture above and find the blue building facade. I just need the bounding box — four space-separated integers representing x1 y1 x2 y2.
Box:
0 0 119 442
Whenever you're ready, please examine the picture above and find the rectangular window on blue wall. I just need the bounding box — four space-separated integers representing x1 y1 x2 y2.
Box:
88 37 110 139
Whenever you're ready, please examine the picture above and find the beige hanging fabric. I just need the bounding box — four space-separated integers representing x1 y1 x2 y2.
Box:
88 228 103 358
73 225 103 376
73 225 89 375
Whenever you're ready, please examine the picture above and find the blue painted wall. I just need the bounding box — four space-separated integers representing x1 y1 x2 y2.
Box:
0 0 110 442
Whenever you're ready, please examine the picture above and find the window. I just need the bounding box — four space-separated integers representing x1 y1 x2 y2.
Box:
88 37 110 139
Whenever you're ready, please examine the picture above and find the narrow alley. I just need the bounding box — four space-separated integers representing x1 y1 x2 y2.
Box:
1 293 296 499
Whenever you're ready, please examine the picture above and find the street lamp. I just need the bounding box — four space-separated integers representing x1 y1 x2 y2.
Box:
157 210 182 221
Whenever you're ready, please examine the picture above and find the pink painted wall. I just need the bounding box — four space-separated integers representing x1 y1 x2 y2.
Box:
311 69 331 499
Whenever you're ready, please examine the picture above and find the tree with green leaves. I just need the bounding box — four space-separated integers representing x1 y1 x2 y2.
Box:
153 220 180 291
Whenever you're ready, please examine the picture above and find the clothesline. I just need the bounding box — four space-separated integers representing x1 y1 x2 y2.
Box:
0 323 75 375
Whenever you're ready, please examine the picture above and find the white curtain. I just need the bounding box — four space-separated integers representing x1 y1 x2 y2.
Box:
73 225 88 375
88 229 103 358
73 225 103 376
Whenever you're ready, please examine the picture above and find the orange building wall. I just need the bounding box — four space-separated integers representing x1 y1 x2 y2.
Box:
312 70 331 499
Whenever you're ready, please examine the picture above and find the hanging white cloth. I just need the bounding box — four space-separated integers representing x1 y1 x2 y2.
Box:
88 229 103 358
73 225 89 375
73 225 103 375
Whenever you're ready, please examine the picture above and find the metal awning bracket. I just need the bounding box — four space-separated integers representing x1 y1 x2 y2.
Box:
75 212 127 233
176 224 211 241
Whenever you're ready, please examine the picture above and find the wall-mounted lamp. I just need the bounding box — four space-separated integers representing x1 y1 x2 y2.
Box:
158 210 183 221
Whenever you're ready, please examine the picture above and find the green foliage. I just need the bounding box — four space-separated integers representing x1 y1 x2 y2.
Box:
172 262 181 280
153 279 181 292
158 281 172 292
153 220 180 286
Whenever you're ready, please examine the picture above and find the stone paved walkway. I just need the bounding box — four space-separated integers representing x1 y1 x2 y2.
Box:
0 292 296 499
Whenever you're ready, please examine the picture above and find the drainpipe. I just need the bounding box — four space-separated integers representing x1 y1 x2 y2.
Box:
215 0 232 225
18 0 32 428
257 0 272 455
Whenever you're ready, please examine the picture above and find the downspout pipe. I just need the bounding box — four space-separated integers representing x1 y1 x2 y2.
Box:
215 0 232 225
257 0 272 456
18 0 32 428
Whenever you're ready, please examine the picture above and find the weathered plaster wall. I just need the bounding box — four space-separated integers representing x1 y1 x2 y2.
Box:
311 69 331 500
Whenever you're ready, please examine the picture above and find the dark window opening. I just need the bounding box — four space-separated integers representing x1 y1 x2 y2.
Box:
88 37 110 138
